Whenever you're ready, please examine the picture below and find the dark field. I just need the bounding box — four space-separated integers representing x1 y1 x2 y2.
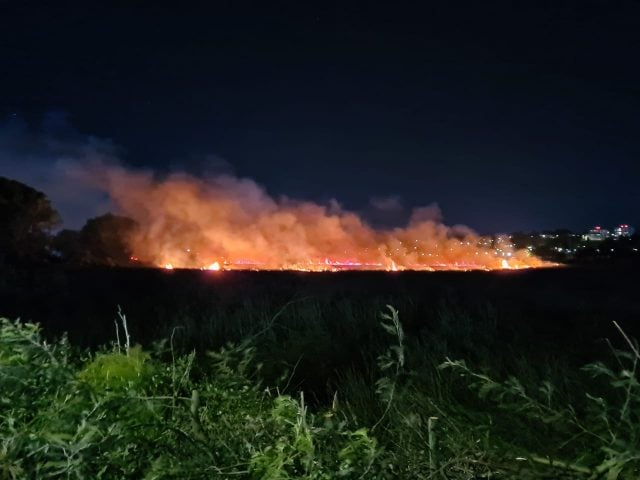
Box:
2 264 639 388
4 264 640 333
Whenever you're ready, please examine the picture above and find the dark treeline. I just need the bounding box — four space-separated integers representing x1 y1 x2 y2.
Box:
511 229 640 264
1 176 138 267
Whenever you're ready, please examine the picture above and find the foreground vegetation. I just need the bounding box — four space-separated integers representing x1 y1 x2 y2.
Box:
2 304 640 479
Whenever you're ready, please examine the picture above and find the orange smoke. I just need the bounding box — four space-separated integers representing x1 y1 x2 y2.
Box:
91 165 551 271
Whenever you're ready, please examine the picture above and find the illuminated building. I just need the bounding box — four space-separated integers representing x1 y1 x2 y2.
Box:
583 226 610 242
613 224 635 238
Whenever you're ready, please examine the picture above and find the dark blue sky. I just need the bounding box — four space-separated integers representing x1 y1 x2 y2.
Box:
1 1 639 233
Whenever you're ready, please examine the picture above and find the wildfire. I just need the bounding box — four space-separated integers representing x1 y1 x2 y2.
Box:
91 166 555 272
158 255 545 272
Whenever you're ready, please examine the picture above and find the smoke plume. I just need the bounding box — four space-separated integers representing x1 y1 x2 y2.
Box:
85 163 548 271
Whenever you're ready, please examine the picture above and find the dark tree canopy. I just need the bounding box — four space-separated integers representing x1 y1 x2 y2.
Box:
78 213 139 266
0 176 60 263
52 229 83 264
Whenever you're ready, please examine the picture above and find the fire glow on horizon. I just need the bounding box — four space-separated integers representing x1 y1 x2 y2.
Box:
161 255 543 272
88 164 554 272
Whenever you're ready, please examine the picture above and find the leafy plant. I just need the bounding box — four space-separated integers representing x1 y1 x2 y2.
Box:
372 305 405 432
440 321 640 478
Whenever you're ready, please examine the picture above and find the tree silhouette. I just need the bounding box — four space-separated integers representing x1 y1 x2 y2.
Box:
0 176 60 264
78 213 139 266
52 229 82 263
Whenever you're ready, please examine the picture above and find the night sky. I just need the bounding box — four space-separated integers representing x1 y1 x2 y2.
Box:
1 1 639 233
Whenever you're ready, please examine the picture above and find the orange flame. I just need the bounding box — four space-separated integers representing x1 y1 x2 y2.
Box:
205 261 221 271
92 167 553 272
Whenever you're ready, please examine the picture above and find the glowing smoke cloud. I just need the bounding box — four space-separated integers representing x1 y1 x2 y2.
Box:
86 164 550 271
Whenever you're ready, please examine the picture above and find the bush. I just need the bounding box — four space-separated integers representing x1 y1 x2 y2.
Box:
2 307 640 479
0 317 389 479
78 347 153 392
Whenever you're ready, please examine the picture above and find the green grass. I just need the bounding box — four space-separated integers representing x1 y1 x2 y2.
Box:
0 316 384 479
2 304 640 479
